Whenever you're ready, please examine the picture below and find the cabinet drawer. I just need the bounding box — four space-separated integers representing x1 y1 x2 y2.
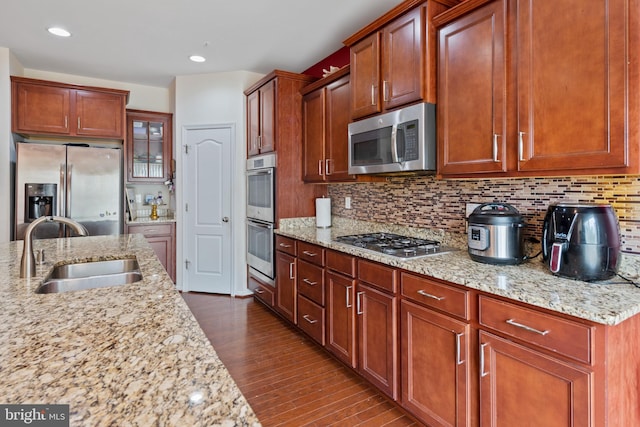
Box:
275 235 296 256
298 241 325 266
326 250 356 277
479 296 593 364
401 272 468 320
297 260 325 305
358 259 397 293
297 295 325 345
127 223 173 237
249 275 275 307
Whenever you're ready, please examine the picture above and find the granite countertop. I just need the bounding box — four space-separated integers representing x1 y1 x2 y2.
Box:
0 234 259 426
277 217 640 326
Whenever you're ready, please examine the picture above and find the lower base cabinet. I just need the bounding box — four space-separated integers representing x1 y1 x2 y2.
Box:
254 237 640 427
357 282 398 400
401 300 470 427
479 331 592 427
126 222 175 282
326 269 357 368
275 251 296 323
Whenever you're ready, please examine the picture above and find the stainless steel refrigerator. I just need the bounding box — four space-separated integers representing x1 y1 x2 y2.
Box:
15 142 123 240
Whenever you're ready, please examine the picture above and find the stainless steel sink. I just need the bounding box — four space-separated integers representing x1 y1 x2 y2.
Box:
36 258 143 294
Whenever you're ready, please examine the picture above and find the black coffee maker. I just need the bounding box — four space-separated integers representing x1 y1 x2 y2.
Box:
542 203 621 281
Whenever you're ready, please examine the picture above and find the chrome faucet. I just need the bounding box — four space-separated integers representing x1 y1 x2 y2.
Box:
20 216 89 278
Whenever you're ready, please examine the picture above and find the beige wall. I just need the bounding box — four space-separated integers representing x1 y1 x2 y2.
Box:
23 69 172 113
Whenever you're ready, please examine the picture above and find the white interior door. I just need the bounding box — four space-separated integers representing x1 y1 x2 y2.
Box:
183 125 233 294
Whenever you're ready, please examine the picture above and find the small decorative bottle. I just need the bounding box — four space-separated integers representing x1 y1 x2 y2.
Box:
150 199 159 220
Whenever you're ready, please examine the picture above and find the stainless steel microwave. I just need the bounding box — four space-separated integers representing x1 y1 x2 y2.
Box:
348 102 436 175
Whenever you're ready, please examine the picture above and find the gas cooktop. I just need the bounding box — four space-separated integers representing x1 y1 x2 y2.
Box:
334 232 457 259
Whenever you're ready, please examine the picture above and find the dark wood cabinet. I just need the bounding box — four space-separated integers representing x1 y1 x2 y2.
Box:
357 281 398 400
345 0 454 120
325 261 357 368
11 76 128 139
126 223 175 282
275 250 297 323
437 0 507 175
356 259 399 400
301 67 355 183
400 273 471 426
479 331 592 427
246 79 275 156
436 0 640 177
125 110 173 183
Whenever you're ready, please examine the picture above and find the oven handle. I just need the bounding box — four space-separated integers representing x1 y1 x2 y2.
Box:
247 219 274 232
247 168 273 176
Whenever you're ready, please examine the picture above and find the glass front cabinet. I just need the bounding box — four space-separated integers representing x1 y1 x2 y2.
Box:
126 109 173 183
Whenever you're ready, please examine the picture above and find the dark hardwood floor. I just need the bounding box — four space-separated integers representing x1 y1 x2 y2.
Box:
181 292 420 427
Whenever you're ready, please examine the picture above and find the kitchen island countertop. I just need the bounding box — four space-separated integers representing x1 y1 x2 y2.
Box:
276 217 640 326
0 234 259 426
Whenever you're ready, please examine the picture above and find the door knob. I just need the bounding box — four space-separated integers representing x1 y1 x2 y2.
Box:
222 217 229 223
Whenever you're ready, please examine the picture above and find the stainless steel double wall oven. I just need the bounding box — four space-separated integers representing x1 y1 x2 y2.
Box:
246 154 276 285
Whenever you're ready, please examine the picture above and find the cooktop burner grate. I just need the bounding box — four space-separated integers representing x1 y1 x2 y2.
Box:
334 232 456 259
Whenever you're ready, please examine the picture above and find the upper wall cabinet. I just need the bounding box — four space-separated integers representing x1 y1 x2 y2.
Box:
11 76 129 140
245 71 316 158
126 109 173 183
435 0 640 178
344 0 457 120
301 66 355 183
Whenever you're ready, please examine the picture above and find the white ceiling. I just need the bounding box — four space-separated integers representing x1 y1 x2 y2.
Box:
0 0 404 88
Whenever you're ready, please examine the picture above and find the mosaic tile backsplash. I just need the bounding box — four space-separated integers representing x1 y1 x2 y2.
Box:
328 175 640 254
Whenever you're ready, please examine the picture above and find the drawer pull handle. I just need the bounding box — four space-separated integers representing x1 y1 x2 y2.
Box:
303 314 318 324
356 291 364 315
303 278 317 286
480 343 489 377
302 251 317 257
289 262 295 280
255 289 264 294
506 319 549 336
279 243 292 248
417 290 445 301
456 333 464 365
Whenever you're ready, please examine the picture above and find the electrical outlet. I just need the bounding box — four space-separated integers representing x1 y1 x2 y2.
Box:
466 203 481 218
345 196 352 209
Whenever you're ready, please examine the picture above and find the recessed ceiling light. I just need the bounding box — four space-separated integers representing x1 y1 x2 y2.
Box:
189 55 206 63
48 27 71 37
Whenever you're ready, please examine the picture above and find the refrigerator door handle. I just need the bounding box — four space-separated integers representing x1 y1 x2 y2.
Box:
59 163 65 217
66 164 72 219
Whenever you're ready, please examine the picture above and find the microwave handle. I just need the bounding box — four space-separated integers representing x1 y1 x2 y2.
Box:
391 124 400 163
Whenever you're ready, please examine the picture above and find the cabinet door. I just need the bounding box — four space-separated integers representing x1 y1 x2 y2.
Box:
516 0 628 172
357 282 398 400
247 90 260 157
326 270 357 368
382 6 423 111
325 75 354 181
126 110 172 183
13 83 71 135
437 0 507 176
259 79 276 154
75 90 125 138
479 331 592 427
302 88 326 182
350 32 381 119
276 251 296 323
401 300 470 427
147 235 172 277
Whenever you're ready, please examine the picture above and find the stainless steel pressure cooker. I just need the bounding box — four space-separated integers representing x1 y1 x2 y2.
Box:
468 203 526 265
